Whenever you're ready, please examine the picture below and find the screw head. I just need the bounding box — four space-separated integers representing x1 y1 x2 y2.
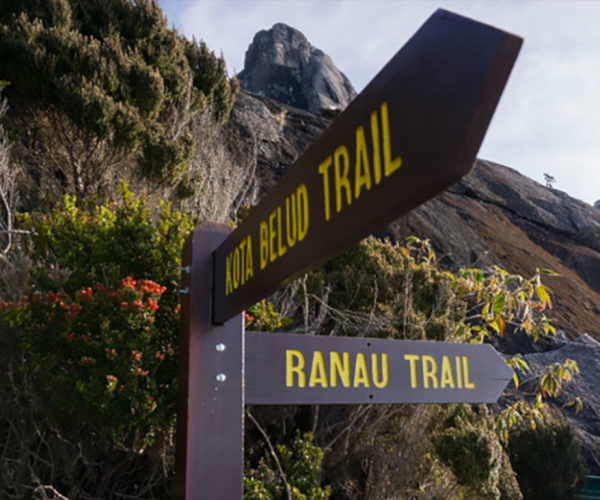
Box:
215 343 226 352
216 373 226 383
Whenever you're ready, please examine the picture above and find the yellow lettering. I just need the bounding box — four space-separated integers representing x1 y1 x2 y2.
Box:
405 354 420 388
318 156 332 221
422 355 438 389
233 247 240 289
286 350 306 388
245 235 253 281
225 253 232 296
371 353 388 389
463 356 476 389
371 110 381 184
354 125 371 199
330 352 350 388
269 210 277 263
239 239 247 285
334 145 352 213
455 356 463 388
297 184 309 241
353 353 370 387
309 351 328 387
440 356 455 388
276 206 287 257
285 193 297 248
260 221 269 270
381 102 402 177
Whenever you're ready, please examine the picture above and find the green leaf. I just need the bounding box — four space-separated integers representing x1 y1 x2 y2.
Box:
538 268 561 277
493 294 505 317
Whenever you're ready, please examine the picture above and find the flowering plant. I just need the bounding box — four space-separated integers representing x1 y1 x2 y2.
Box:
1 277 175 449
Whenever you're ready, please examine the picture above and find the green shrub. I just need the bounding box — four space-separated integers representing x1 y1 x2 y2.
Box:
246 299 292 332
244 432 330 500
1 277 172 449
0 186 192 497
507 409 586 500
435 407 523 500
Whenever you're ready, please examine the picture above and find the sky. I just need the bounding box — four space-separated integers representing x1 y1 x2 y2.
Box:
159 0 600 206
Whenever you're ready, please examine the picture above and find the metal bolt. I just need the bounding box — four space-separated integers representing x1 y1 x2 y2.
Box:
180 266 192 273
179 288 190 294
216 373 226 383
215 343 226 352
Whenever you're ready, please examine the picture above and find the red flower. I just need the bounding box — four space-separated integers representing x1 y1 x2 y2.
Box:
132 300 144 311
120 302 129 311
119 276 136 289
65 304 82 321
147 297 159 311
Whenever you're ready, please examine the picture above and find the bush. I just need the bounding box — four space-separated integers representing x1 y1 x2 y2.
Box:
0 186 192 497
244 432 330 500
507 408 587 500
1 277 172 449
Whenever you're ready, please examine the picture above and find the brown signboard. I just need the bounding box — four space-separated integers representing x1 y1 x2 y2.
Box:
245 332 514 405
212 9 523 324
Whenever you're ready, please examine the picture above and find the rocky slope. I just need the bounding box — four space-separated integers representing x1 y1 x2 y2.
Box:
227 89 600 342
238 23 356 115
224 88 600 473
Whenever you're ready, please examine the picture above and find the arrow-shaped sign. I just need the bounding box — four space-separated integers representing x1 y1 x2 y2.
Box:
212 9 522 325
245 332 514 405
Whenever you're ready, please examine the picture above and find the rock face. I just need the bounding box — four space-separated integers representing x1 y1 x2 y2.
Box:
225 91 600 342
383 159 600 342
223 90 600 473
595 200 600 209
237 23 356 115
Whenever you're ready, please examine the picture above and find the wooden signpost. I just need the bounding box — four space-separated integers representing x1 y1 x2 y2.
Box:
175 9 523 500
245 332 514 405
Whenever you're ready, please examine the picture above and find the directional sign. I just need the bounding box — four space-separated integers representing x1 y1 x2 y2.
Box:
212 9 522 324
245 332 514 405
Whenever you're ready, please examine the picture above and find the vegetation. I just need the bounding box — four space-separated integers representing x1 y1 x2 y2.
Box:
0 0 238 201
0 1 589 499
507 407 587 500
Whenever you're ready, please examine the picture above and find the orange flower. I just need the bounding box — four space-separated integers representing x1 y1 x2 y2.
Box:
65 304 82 321
131 350 143 362
132 367 148 376
120 276 136 289
147 297 159 311
132 300 143 311
120 302 129 311
80 287 93 300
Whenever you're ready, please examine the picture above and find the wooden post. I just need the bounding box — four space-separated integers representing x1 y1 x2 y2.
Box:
175 223 244 499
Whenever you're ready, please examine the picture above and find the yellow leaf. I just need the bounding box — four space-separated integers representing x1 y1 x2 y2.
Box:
535 285 552 308
497 315 505 337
